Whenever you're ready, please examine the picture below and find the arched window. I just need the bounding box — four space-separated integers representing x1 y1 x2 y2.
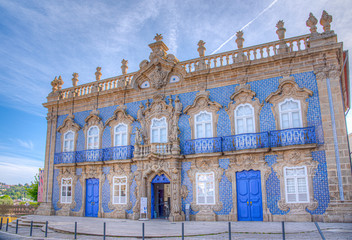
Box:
114 124 127 146
151 117 167 143
87 126 99 149
279 99 302 129
195 111 212 139
63 131 74 152
235 104 255 134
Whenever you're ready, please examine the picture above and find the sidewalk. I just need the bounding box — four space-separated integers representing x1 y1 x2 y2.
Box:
0 215 351 239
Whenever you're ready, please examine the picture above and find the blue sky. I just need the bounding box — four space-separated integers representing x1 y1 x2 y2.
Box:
0 0 351 184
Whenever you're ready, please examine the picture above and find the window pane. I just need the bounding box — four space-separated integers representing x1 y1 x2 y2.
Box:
287 193 296 203
62 186 66 196
196 124 203 139
205 123 212 138
151 129 158 143
281 113 290 129
160 128 167 143
246 118 254 133
298 193 308 202
206 196 214 204
237 119 244 134
122 133 127 145
292 112 301 128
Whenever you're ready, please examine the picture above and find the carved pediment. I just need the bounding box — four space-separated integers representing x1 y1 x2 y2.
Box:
84 109 103 129
131 35 185 90
105 105 135 127
184 91 222 115
265 77 313 104
57 113 81 134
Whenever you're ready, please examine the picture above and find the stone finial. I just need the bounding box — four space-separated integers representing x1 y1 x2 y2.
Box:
235 31 244 49
197 40 206 57
121 59 128 75
320 10 332 32
57 76 64 90
95 67 102 81
154 33 163 42
51 76 58 92
72 73 79 87
276 20 286 40
306 13 318 34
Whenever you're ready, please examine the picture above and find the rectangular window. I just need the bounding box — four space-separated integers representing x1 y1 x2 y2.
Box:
284 166 309 203
196 172 215 205
61 178 72 203
113 177 127 204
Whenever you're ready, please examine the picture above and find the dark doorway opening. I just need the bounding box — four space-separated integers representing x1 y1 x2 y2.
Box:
151 174 170 219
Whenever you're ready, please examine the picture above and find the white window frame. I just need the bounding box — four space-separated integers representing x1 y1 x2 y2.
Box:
114 123 128 146
87 126 99 149
63 130 75 152
113 176 127 204
234 104 255 134
279 98 303 130
61 178 72 204
284 166 309 203
196 172 215 205
150 117 168 143
194 111 213 139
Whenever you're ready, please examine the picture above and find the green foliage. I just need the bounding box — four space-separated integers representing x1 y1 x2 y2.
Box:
1 184 27 200
26 174 39 202
0 195 13 205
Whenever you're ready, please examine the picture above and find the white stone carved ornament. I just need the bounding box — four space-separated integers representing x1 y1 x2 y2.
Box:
57 113 81 152
265 76 313 129
226 84 263 135
131 34 186 90
272 150 319 213
105 105 135 146
184 91 222 139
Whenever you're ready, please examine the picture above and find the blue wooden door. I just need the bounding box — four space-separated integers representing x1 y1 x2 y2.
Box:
236 170 263 221
85 178 99 217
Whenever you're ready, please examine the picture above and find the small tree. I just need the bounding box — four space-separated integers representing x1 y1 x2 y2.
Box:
0 195 13 205
26 174 39 201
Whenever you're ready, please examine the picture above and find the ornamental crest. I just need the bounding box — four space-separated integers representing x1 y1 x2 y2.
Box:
149 64 168 89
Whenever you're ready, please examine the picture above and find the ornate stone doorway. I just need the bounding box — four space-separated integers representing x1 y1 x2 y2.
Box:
151 174 170 219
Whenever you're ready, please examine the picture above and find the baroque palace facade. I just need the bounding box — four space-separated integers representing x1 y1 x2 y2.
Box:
37 11 352 222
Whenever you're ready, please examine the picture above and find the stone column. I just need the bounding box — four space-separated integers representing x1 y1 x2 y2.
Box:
170 168 184 221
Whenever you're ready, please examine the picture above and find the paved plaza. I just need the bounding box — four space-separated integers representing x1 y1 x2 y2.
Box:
0 215 351 239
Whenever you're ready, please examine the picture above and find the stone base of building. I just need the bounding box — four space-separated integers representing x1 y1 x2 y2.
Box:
35 202 55 216
323 201 352 223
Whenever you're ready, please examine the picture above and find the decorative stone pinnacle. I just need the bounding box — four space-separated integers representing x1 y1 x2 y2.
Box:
121 59 128 75
72 73 79 87
276 20 286 40
236 31 244 49
154 33 163 42
57 76 64 90
51 76 58 92
95 67 102 81
197 40 206 57
320 10 332 32
306 13 318 34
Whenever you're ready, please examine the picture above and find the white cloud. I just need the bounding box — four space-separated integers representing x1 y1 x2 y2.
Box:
0 155 43 185
13 139 34 150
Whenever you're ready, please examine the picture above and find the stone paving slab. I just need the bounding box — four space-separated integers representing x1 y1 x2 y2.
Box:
11 215 351 238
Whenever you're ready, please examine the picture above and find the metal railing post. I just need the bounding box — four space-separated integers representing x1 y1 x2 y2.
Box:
74 222 77 239
282 221 285 240
228 222 231 240
45 220 48 237
182 222 184 240
0 217 2 230
5 218 9 232
30 221 33 237
314 222 326 240
16 219 18 234
142 222 145 240
103 222 106 240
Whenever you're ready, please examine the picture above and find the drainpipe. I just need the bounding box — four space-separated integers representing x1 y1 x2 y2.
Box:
326 71 344 201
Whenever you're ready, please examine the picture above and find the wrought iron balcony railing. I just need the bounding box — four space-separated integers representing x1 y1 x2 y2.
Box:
184 137 222 155
222 132 269 152
54 145 135 164
54 151 76 164
270 126 316 148
103 145 134 161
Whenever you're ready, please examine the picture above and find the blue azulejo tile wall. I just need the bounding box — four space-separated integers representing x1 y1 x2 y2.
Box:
126 165 138 215
102 167 114 213
215 159 233 215
181 162 198 215
52 169 61 211
72 168 82 212
265 155 290 215
307 150 330 215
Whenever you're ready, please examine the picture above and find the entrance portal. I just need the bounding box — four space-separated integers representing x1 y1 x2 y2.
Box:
151 174 170 219
85 178 99 217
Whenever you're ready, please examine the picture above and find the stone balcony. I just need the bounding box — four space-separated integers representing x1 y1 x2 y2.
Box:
132 142 181 160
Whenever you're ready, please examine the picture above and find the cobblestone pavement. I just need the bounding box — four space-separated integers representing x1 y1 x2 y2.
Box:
0 215 351 240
